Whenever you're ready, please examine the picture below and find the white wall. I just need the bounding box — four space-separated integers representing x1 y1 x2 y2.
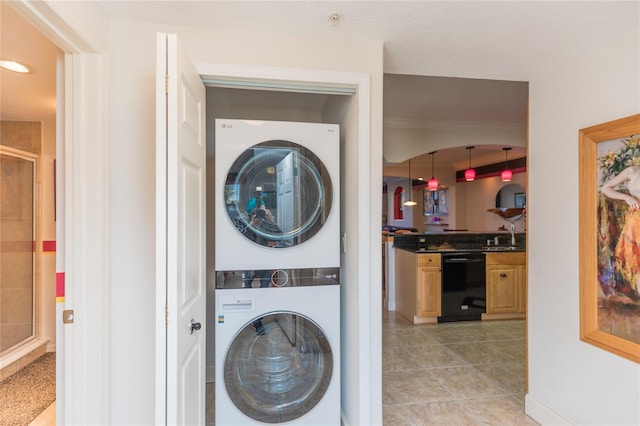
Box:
383 123 526 164
385 172 526 233
526 21 640 425
40 114 57 352
462 173 527 233
108 20 383 425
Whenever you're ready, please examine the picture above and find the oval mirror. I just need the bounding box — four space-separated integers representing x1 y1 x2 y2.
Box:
495 184 525 208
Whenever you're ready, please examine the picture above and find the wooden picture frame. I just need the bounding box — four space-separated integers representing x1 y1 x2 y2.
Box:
579 113 640 363
423 188 449 217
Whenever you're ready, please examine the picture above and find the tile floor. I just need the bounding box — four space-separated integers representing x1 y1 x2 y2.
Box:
207 310 537 425
382 310 538 425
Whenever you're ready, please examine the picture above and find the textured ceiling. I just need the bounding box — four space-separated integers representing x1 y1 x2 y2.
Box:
2 1 637 171
94 1 636 81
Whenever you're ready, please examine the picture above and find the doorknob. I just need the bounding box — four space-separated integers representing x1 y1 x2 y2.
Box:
190 319 202 334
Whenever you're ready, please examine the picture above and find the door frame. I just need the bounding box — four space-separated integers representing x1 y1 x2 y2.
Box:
10 1 111 425
178 61 379 424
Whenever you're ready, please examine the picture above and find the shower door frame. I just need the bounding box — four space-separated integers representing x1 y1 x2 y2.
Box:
0 145 38 355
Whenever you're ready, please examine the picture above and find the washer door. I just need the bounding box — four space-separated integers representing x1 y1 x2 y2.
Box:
224 141 332 248
223 312 333 423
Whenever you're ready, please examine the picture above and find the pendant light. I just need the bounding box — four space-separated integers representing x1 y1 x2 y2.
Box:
501 147 513 182
464 146 476 182
427 151 439 191
402 159 418 206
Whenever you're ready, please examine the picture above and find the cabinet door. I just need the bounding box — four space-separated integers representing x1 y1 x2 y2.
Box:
487 266 518 314
518 265 527 314
417 267 441 317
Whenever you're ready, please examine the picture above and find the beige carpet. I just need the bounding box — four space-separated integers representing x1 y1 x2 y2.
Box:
0 353 55 426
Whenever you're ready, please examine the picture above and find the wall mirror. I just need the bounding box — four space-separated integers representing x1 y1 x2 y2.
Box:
495 184 525 208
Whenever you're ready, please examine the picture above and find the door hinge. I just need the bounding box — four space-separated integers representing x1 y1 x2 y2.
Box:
165 74 169 94
63 309 74 324
165 304 169 324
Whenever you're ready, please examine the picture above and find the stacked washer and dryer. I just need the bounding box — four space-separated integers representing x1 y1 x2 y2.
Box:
214 119 341 425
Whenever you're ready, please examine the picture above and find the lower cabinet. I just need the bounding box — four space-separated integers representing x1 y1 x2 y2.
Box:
417 257 442 318
485 252 527 317
395 249 441 324
394 249 525 323
518 265 527 314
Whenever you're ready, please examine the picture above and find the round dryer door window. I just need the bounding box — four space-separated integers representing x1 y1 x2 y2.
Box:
223 312 333 423
224 141 333 248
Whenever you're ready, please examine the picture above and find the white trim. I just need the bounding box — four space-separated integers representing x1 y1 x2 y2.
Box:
63 51 111 426
525 393 572 425
13 2 111 424
189 62 377 425
202 77 356 95
9 0 107 53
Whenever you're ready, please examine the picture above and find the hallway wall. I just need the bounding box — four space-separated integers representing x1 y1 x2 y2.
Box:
527 15 640 425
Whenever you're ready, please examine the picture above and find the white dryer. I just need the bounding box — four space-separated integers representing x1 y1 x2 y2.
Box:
215 281 340 425
214 119 340 271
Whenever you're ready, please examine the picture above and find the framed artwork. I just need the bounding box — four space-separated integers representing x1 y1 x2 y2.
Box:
578 113 640 363
423 188 448 216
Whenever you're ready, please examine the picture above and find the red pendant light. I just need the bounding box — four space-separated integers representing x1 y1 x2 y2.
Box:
501 147 513 182
464 146 476 182
427 151 439 191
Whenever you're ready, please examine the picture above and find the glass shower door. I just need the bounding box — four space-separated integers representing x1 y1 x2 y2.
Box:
0 148 36 353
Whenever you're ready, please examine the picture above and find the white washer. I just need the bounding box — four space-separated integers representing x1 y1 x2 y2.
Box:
215 119 340 271
215 284 340 425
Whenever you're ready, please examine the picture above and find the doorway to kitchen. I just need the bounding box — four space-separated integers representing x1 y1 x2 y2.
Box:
381 73 529 422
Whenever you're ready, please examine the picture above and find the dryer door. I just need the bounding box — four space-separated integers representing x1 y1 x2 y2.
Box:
223 312 333 423
224 141 333 248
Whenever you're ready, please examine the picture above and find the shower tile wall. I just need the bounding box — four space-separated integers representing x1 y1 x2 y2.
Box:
1 121 40 353
1 121 42 155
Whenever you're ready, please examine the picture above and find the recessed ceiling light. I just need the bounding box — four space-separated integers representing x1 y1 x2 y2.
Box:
0 60 32 73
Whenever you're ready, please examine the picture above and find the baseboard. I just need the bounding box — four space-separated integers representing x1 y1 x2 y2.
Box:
525 393 571 425
206 366 215 384
46 343 56 352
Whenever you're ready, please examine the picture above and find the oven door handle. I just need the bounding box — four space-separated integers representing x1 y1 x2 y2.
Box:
443 257 485 263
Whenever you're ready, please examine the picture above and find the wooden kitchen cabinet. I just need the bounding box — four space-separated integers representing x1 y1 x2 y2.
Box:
485 252 526 318
518 265 527 314
395 249 441 324
417 255 442 318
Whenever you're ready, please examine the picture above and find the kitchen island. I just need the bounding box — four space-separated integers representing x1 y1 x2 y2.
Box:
392 233 526 324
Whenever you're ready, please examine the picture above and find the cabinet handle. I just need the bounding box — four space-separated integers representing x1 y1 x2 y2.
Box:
500 272 508 278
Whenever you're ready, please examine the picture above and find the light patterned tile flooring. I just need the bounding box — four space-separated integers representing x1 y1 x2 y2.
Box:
206 311 538 425
382 310 538 425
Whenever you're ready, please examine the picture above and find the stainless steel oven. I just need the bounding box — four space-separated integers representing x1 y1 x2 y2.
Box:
439 252 486 322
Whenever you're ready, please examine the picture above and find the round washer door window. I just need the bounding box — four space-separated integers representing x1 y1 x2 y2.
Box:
223 312 333 423
224 141 333 248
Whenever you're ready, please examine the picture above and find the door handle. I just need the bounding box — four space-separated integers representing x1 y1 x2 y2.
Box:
500 273 508 278
190 319 202 334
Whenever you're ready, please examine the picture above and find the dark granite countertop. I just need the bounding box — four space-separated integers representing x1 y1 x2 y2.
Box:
392 232 526 253
396 246 525 254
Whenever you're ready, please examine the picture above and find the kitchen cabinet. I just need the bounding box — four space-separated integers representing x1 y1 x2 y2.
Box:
518 265 527 314
417 255 442 317
395 249 441 324
485 252 526 319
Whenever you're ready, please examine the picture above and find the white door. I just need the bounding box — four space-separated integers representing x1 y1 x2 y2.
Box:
156 33 206 425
